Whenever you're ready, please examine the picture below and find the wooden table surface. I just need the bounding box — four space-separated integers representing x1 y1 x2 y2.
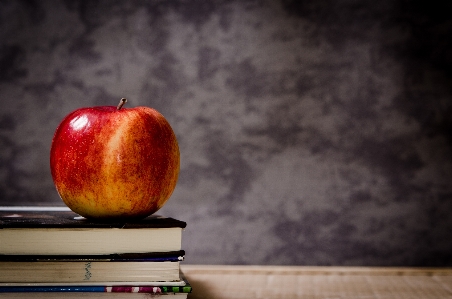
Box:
181 265 452 299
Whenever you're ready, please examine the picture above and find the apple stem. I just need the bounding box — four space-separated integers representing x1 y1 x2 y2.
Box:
117 98 127 110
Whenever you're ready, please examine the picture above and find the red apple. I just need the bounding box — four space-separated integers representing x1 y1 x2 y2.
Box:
50 99 180 220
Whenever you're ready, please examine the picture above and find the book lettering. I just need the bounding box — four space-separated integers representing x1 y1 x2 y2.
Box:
84 262 92 280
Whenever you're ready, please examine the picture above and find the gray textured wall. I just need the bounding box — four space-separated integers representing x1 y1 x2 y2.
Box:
1 0 452 266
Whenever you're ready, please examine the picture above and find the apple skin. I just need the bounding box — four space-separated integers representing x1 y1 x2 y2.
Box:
50 103 180 220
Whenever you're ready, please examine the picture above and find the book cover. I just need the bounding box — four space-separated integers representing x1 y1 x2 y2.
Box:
0 207 186 229
0 250 185 262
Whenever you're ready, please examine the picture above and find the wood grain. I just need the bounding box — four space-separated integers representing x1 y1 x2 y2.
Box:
181 265 452 299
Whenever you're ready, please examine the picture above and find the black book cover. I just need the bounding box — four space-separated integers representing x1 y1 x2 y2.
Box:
0 250 186 262
0 207 187 229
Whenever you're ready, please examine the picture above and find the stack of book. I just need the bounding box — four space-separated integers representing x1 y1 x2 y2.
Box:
0 207 191 298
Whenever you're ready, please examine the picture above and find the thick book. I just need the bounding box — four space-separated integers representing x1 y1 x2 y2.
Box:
0 261 181 283
0 250 187 288
0 207 186 255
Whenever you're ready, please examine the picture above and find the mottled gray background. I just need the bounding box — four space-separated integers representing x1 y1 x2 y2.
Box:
1 0 452 266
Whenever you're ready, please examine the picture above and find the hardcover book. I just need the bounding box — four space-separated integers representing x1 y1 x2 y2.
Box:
0 207 186 255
